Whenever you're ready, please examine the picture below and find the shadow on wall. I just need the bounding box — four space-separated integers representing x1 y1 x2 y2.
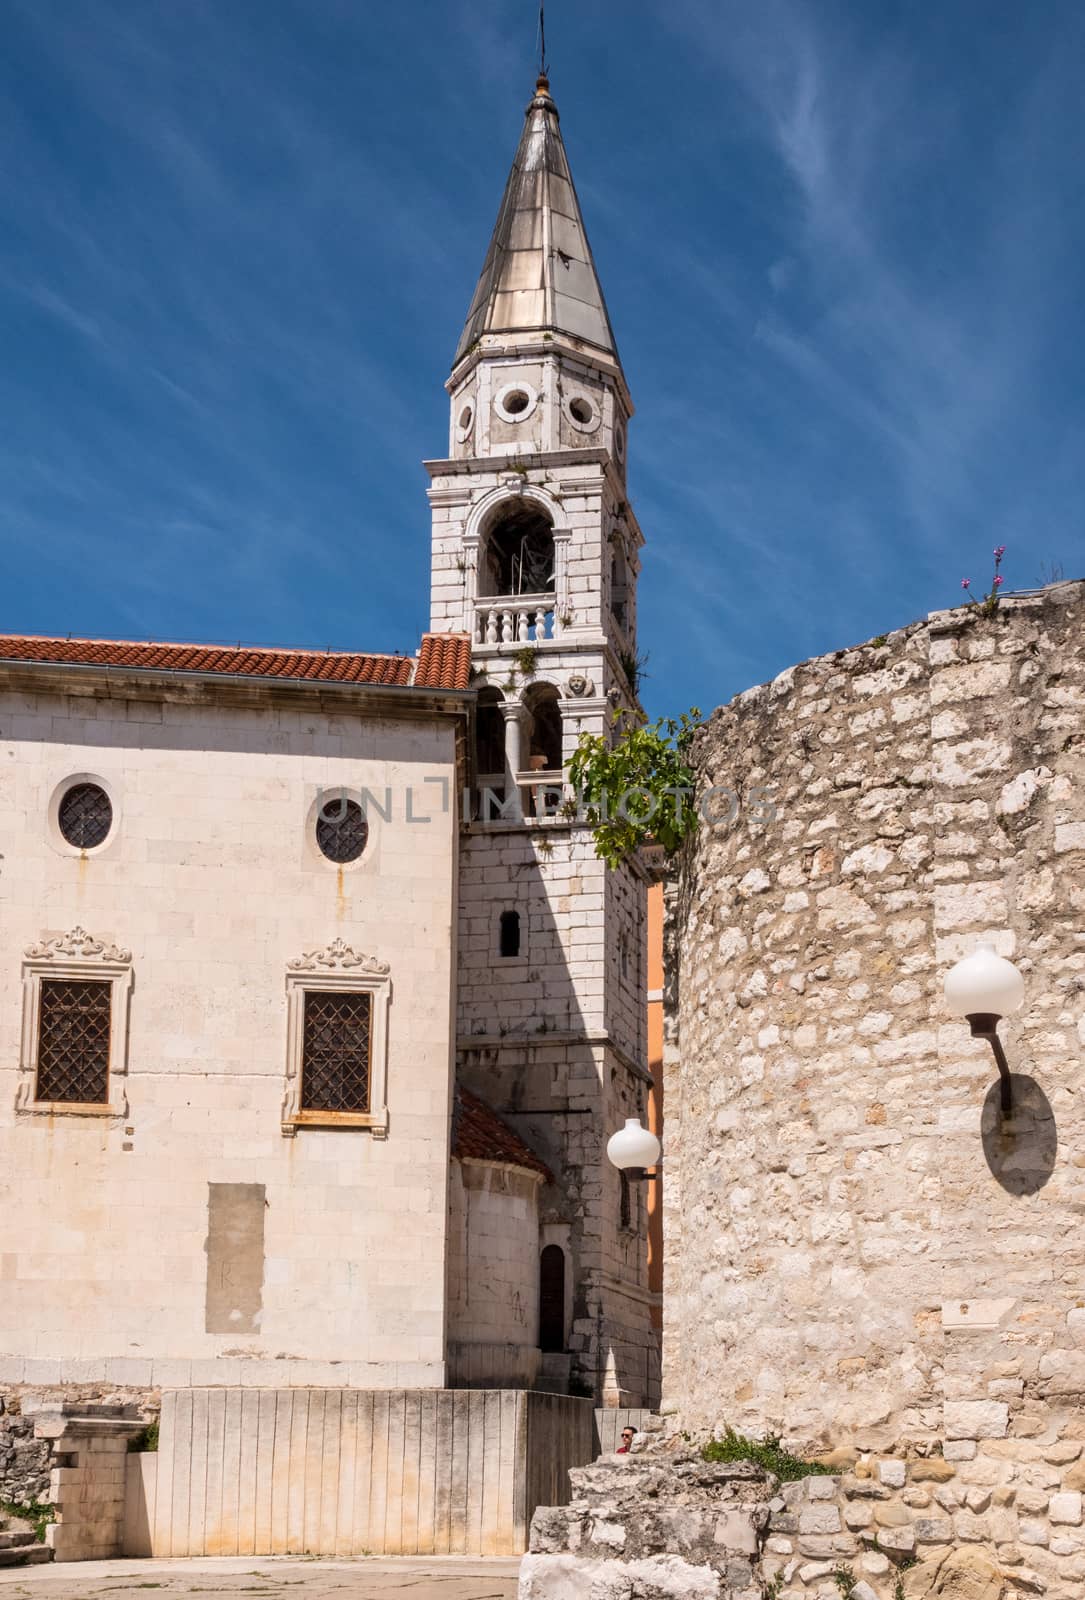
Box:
981 1074 1057 1196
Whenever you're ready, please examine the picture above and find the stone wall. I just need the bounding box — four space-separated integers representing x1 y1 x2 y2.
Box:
447 1157 542 1386
0 678 459 1388
0 1395 52 1507
521 1431 1078 1599
664 581 1085 1597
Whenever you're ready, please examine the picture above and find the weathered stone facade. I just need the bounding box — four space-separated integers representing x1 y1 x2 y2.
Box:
661 581 1085 1597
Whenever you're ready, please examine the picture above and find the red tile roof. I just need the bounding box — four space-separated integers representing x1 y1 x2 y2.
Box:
0 632 472 692
415 633 472 691
452 1086 553 1182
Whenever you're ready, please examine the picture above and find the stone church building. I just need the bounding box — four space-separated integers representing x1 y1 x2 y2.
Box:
0 71 658 1422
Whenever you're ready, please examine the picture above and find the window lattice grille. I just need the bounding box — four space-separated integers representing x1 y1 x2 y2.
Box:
36 979 111 1103
57 783 113 849
301 991 372 1112
315 798 369 864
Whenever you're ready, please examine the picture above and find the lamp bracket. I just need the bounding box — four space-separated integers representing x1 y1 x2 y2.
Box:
965 1013 1013 1117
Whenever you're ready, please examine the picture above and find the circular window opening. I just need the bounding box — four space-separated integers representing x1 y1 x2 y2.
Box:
458 402 474 433
564 394 600 434
615 422 627 461
494 383 538 423
57 782 113 850
315 798 369 864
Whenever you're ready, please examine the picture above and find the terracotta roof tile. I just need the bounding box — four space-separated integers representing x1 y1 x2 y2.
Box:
0 632 472 692
452 1086 553 1182
415 633 472 691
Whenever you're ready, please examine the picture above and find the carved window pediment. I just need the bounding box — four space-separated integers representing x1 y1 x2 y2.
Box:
282 941 392 1137
18 927 133 1118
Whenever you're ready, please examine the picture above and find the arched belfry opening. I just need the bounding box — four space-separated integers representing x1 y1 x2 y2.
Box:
480 503 555 597
475 687 506 789
523 683 563 772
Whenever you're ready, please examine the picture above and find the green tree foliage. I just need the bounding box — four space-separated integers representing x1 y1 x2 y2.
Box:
568 709 701 869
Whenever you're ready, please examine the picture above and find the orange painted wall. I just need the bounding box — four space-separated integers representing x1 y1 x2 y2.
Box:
646 881 664 1330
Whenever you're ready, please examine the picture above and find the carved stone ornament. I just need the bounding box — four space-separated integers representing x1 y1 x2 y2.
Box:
287 938 390 975
24 926 132 964
566 674 592 697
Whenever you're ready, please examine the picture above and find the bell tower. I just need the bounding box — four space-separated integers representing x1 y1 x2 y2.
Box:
426 75 657 1406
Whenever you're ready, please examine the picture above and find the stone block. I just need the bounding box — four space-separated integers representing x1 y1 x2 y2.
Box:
944 1401 1009 1441
798 1504 842 1535
1050 1492 1083 1525
878 1458 906 1487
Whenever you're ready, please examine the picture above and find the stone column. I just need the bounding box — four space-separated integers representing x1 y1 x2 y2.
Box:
500 703 528 820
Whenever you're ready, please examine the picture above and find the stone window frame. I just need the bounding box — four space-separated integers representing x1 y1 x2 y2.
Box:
17 927 133 1119
282 939 392 1138
493 382 539 424
47 772 120 859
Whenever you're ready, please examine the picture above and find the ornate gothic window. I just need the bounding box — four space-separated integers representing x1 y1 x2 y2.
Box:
282 940 392 1136
18 927 133 1117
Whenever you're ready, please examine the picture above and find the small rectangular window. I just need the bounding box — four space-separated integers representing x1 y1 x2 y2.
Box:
36 979 111 1104
301 990 372 1113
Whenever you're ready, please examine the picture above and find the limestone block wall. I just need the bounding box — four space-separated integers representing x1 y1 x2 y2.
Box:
664 581 1085 1591
146 1386 594 1557
447 1158 542 1384
457 824 658 1405
0 682 459 1387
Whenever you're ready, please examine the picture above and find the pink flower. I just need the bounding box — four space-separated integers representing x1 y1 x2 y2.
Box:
994 545 1006 560
961 579 971 590
994 574 1004 587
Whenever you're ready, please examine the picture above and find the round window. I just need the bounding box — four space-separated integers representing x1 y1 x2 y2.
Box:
457 401 475 438
615 422 627 461
494 383 538 423
57 782 113 849
564 393 600 434
315 798 369 864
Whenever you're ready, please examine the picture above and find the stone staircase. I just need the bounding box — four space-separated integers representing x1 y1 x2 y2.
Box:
0 1511 53 1568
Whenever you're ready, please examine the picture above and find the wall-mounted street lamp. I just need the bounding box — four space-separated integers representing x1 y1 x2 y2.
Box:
606 1118 662 1183
944 940 1026 1116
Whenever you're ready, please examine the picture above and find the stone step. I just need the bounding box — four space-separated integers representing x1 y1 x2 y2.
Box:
0 1544 52 1567
0 1530 39 1548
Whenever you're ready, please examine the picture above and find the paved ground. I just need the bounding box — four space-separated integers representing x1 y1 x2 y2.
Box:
0 1555 521 1600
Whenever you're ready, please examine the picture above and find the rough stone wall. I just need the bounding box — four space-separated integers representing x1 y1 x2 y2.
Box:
664 582 1085 1596
0 1387 155 1525
0 1396 52 1506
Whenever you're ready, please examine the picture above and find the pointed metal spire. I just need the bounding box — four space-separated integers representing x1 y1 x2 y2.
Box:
454 76 620 366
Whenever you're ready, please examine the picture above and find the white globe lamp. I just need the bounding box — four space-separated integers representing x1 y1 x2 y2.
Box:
944 941 1025 1024
943 939 1025 1116
606 1118 661 1179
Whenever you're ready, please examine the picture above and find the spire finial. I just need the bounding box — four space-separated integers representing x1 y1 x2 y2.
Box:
538 1 548 79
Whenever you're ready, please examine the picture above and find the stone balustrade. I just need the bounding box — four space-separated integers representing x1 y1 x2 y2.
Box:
474 595 558 646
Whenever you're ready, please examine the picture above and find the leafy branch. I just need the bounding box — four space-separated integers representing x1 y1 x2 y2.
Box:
568 709 701 869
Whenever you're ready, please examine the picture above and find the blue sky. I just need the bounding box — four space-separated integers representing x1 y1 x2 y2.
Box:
2 0 1082 719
